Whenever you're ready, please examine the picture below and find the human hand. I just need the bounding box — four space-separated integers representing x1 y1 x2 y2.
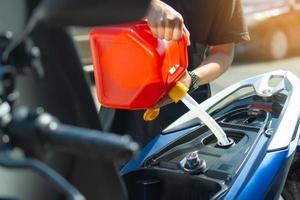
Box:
147 0 190 45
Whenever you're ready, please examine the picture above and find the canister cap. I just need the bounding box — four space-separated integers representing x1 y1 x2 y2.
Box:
143 108 160 121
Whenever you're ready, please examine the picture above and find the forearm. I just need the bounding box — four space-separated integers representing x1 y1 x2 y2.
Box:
193 43 234 85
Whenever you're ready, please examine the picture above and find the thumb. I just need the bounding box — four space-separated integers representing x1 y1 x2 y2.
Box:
183 24 191 46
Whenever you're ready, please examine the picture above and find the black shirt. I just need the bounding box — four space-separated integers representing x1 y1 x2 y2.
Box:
163 0 249 45
163 0 250 68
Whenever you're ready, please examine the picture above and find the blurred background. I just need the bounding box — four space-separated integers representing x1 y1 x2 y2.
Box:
212 0 300 94
71 0 300 100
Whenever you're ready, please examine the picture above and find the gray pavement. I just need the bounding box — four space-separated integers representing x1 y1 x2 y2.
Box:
211 56 300 95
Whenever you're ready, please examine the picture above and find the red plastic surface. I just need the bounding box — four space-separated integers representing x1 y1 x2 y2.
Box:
90 20 188 109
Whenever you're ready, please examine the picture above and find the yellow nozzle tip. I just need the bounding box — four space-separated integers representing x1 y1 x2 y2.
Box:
143 108 160 121
168 82 189 103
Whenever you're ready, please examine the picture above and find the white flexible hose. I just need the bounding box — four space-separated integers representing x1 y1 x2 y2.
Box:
181 94 230 145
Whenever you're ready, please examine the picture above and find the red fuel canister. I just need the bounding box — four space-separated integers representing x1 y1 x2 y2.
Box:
90 20 188 110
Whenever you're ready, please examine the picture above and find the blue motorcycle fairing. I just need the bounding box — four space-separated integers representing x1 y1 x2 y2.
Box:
223 124 300 200
228 148 290 200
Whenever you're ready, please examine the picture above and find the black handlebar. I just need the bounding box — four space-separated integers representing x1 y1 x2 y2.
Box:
1 107 139 200
7 107 139 163
39 119 139 162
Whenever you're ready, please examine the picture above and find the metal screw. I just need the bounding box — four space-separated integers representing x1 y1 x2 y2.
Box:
185 152 200 169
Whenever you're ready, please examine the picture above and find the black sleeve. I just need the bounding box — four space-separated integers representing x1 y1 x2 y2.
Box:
207 0 250 45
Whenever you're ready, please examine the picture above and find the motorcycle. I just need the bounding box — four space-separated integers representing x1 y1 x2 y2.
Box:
0 0 300 200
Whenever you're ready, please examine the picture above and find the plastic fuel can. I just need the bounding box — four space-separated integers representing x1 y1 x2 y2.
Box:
90 20 188 109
